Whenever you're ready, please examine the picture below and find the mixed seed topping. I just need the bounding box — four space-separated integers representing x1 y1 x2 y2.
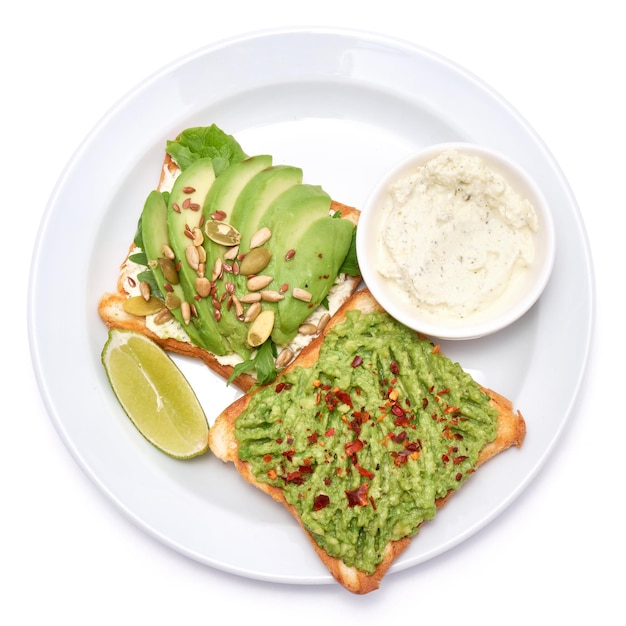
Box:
128 189 329 370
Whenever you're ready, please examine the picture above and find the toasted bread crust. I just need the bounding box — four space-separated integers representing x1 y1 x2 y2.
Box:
208 288 526 594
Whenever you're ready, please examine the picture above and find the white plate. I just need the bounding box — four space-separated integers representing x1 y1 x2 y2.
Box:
28 28 594 585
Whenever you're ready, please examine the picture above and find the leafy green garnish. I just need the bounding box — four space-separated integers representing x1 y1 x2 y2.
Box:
129 251 148 265
227 339 278 387
166 125 248 171
338 226 360 276
133 215 144 249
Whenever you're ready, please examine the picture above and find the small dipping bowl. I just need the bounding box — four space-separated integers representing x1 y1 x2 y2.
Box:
356 143 556 340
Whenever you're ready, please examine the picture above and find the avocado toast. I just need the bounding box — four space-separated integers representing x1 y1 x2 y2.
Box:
208 288 526 594
98 126 361 389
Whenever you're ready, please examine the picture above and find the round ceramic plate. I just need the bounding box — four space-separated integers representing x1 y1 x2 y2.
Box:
29 28 594 585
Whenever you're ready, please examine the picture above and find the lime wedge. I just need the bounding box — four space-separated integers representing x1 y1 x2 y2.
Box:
102 329 209 459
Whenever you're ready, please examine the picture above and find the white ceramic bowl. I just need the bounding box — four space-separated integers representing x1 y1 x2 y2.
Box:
356 143 556 340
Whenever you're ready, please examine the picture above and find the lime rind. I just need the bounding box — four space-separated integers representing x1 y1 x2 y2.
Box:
102 329 209 459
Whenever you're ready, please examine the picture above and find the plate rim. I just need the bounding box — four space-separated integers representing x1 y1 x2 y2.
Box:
28 26 595 585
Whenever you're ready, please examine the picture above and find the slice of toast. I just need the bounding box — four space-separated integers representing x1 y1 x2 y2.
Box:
98 152 361 391
208 288 526 594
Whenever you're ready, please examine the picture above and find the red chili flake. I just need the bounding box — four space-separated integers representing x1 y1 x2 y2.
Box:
307 432 319 444
325 428 335 437
324 476 332 486
445 405 460 414
275 382 288 393
284 471 304 485
351 355 363 368
370 496 377 510
345 439 364 456
455 472 463 481
263 454 272 463
357 466 375 479
282 448 295 462
391 404 406 418
391 450 410 466
314 494 330 511
442 453 450 464
453 455 468 465
335 390 353 408
390 431 407 444
437 388 450 396
345 483 369 507
390 361 400 375
299 465 314 474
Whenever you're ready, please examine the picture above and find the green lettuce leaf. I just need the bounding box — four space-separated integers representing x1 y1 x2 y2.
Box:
166 125 248 171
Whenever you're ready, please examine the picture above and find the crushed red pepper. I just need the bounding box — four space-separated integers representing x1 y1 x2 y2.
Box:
234 309 499 574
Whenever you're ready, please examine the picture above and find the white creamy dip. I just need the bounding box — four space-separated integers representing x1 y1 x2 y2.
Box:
377 149 539 318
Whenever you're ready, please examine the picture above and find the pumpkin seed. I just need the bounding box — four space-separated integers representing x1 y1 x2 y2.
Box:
239 248 271 275
205 220 241 246
165 293 181 310
157 257 180 285
123 296 165 317
247 309 275 347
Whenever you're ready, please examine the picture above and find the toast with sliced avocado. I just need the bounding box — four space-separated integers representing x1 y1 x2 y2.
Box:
98 126 361 390
208 288 526 594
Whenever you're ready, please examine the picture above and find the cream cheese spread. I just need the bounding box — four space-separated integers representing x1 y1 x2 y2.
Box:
377 149 539 318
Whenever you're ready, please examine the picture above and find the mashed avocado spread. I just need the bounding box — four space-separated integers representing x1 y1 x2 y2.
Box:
235 309 498 574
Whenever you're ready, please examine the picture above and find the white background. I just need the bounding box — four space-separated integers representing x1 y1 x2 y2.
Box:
4 1 621 623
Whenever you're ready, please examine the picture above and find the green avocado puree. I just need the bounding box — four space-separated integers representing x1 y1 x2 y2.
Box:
235 309 498 575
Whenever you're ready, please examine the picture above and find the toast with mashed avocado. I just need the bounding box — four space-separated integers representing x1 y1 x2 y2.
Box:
208 288 526 594
98 126 361 389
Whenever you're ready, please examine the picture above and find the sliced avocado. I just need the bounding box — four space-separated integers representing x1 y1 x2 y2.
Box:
140 190 204 346
241 183 354 345
199 157 276 360
166 157 235 356
272 216 355 344
203 154 273 221
230 165 303 252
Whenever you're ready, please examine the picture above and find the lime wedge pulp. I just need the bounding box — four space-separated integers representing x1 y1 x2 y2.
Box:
102 329 209 459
